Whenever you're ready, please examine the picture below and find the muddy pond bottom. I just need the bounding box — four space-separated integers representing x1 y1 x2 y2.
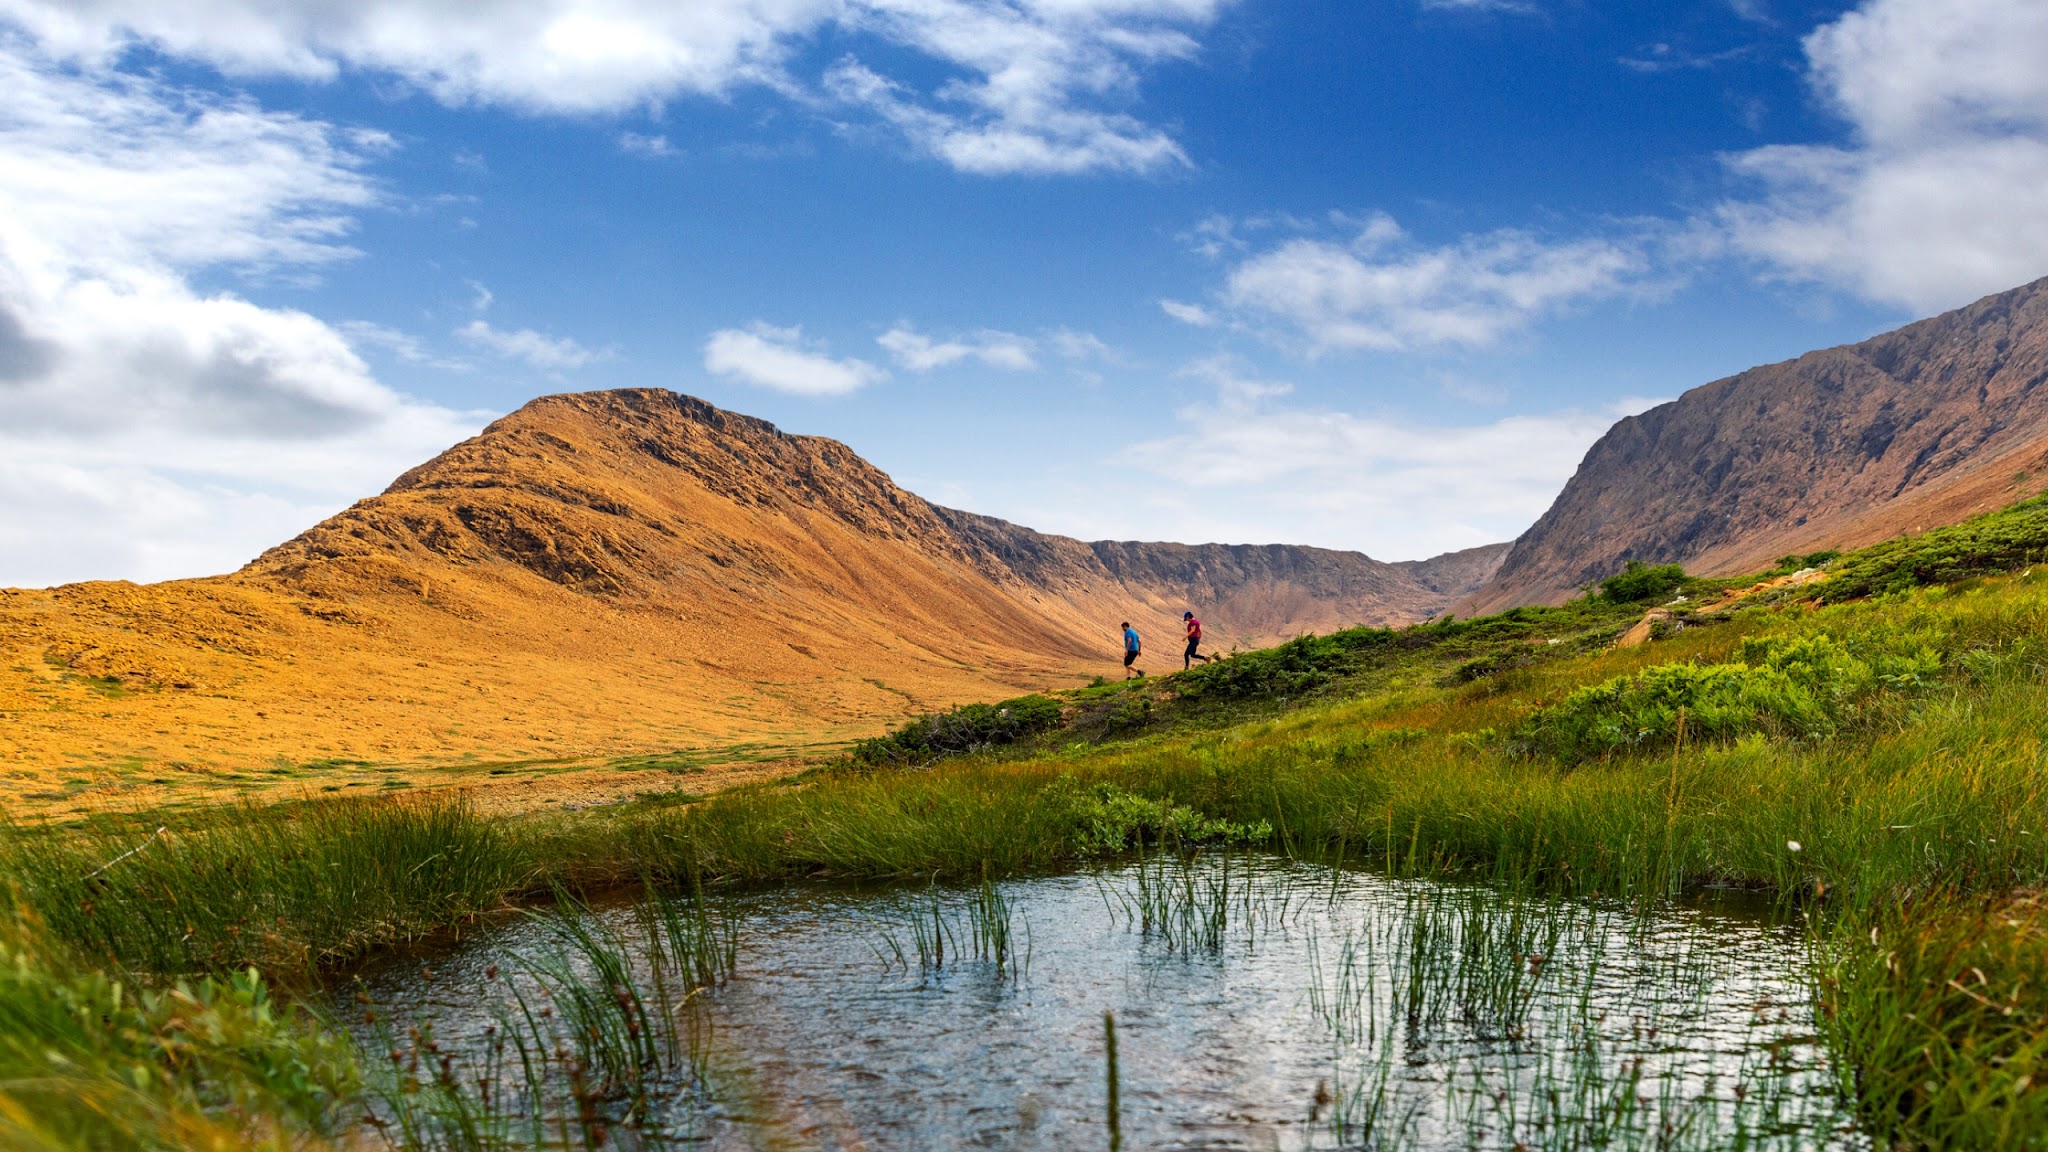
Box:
347 857 1861 1151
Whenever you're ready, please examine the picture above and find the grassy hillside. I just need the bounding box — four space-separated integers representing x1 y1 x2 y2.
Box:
11 497 2048 1147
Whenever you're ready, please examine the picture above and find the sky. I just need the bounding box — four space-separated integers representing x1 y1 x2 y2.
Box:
3 0 2047 587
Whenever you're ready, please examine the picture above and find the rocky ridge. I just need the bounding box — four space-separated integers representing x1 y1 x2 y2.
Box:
1459 277 2048 615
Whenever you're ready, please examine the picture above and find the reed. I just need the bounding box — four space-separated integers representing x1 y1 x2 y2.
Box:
367 883 744 1151
1102 1011 1121 1152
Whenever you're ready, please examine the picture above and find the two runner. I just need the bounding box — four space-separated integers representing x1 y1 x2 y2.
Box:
1117 610 1215 675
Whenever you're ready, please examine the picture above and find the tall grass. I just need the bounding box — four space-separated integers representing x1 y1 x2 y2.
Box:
1304 883 1848 1150
1 797 525 977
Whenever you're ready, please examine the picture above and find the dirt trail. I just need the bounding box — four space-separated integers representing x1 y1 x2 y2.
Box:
1613 568 1829 649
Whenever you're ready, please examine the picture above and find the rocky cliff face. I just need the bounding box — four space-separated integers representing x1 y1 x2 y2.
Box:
1459 277 2048 615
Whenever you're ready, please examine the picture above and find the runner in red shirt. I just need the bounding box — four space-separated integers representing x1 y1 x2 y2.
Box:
1182 611 1214 669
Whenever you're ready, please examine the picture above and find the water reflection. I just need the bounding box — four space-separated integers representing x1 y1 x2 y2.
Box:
346 857 1861 1150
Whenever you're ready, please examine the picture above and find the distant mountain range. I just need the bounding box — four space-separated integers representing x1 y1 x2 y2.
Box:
1459 276 2048 615
0 389 1495 781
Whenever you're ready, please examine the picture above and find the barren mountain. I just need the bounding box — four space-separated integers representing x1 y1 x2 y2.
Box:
1 389 1497 806
1458 277 2048 615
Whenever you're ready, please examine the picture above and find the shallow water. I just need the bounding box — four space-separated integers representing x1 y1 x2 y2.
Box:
346 857 1861 1150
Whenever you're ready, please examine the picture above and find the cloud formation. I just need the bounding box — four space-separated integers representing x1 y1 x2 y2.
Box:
703 323 888 395
1182 213 1651 353
1717 0 2048 311
457 319 610 370
877 324 1037 372
0 41 482 585
1 0 1226 176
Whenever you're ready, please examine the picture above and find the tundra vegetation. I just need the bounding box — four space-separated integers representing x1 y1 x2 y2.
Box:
8 497 2048 1147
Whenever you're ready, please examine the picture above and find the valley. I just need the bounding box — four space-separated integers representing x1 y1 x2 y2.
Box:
11 281 2048 1150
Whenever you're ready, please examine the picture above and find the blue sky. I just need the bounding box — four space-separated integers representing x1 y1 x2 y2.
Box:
4 0 2047 586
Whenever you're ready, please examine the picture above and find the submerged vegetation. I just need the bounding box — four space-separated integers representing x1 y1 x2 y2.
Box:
11 494 2048 1145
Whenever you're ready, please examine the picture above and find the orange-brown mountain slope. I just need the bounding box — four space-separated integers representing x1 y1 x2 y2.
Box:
1458 276 2048 615
2 390 1501 800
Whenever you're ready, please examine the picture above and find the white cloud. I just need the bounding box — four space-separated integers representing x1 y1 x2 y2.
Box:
0 0 819 110
457 318 610 370
877 324 1037 372
1209 213 1651 353
0 40 484 586
1419 0 1541 14
339 319 470 370
1049 328 1115 361
1717 0 2048 311
1086 358 1654 559
703 323 888 396
619 131 679 157
1727 0 1775 26
1159 298 1217 326
2 0 1227 177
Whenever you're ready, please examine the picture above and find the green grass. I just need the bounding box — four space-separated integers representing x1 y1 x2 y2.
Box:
13 493 2048 1146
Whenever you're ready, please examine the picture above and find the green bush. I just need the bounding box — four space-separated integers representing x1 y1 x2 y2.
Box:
1044 778 1272 854
853 694 1064 766
1824 495 2048 600
1775 549 1839 572
1512 633 1940 761
1174 634 1340 700
1598 560 1688 604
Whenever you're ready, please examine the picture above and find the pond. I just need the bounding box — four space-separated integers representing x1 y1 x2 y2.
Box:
344 855 1862 1150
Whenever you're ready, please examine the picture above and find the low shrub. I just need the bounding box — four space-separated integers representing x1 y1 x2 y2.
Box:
1598 560 1688 604
1511 632 1941 761
1822 495 2048 601
1774 549 1839 573
1174 635 1341 700
852 694 1064 766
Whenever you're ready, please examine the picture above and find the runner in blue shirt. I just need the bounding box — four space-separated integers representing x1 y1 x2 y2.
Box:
1122 622 1144 679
